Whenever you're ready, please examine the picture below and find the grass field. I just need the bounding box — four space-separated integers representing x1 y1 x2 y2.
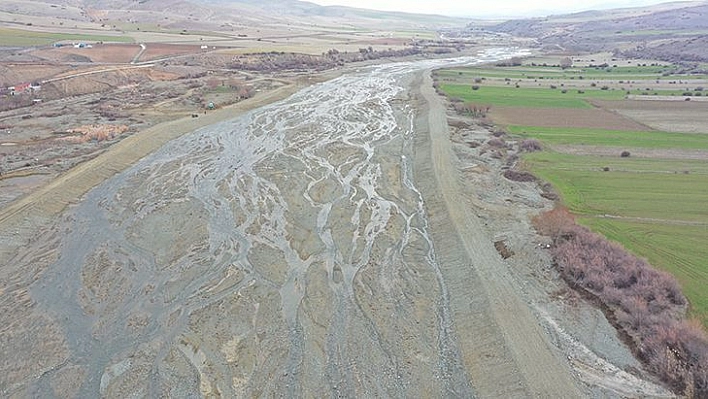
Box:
0 27 134 46
436 61 708 326
509 126 708 150
439 84 623 108
438 83 699 109
525 152 708 222
526 152 708 324
435 64 706 81
584 218 708 325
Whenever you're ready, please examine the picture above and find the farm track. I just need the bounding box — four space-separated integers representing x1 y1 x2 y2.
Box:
417 71 583 397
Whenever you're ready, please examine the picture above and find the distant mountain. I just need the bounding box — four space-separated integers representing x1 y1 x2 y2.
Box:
0 0 468 31
485 1 708 62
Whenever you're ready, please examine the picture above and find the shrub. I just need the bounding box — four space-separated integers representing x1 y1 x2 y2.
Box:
487 138 506 148
533 207 708 397
453 102 489 118
494 240 514 259
532 206 575 239
520 139 542 152
503 169 536 182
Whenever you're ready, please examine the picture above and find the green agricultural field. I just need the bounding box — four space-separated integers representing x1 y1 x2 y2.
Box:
439 84 624 108
525 153 708 222
526 151 708 324
436 64 682 80
0 27 134 46
583 218 708 325
509 126 708 150
438 62 708 326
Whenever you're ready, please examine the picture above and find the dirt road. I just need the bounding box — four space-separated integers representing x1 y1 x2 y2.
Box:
415 71 582 396
0 50 670 397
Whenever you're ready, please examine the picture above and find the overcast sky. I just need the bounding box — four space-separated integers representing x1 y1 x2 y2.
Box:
307 0 697 17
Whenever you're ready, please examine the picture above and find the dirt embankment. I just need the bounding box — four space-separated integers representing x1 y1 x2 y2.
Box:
414 71 584 396
414 70 674 398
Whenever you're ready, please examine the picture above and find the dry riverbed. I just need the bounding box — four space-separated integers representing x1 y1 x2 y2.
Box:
0 51 674 397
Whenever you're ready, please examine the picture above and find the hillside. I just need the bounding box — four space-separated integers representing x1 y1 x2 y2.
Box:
486 1 708 62
0 0 468 41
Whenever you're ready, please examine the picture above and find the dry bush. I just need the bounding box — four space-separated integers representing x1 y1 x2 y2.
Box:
494 240 514 259
532 206 576 240
533 207 708 397
453 102 489 118
60 124 129 143
487 138 506 148
520 139 542 152
503 169 536 182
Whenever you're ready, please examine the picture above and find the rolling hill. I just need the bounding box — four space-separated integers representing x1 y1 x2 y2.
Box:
486 1 708 62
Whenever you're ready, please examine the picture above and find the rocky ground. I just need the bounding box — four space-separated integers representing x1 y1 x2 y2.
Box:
0 52 675 397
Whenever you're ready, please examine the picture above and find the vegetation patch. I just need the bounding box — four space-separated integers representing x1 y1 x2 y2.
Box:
534 207 708 397
438 84 619 108
525 152 708 222
509 126 708 150
439 59 708 394
584 218 708 326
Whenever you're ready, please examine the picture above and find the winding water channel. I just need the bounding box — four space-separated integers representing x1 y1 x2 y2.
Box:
20 49 537 397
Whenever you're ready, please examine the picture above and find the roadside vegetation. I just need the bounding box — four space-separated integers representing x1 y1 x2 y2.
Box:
434 56 708 397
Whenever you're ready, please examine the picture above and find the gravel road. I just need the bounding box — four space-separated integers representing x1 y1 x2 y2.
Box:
0 49 669 397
